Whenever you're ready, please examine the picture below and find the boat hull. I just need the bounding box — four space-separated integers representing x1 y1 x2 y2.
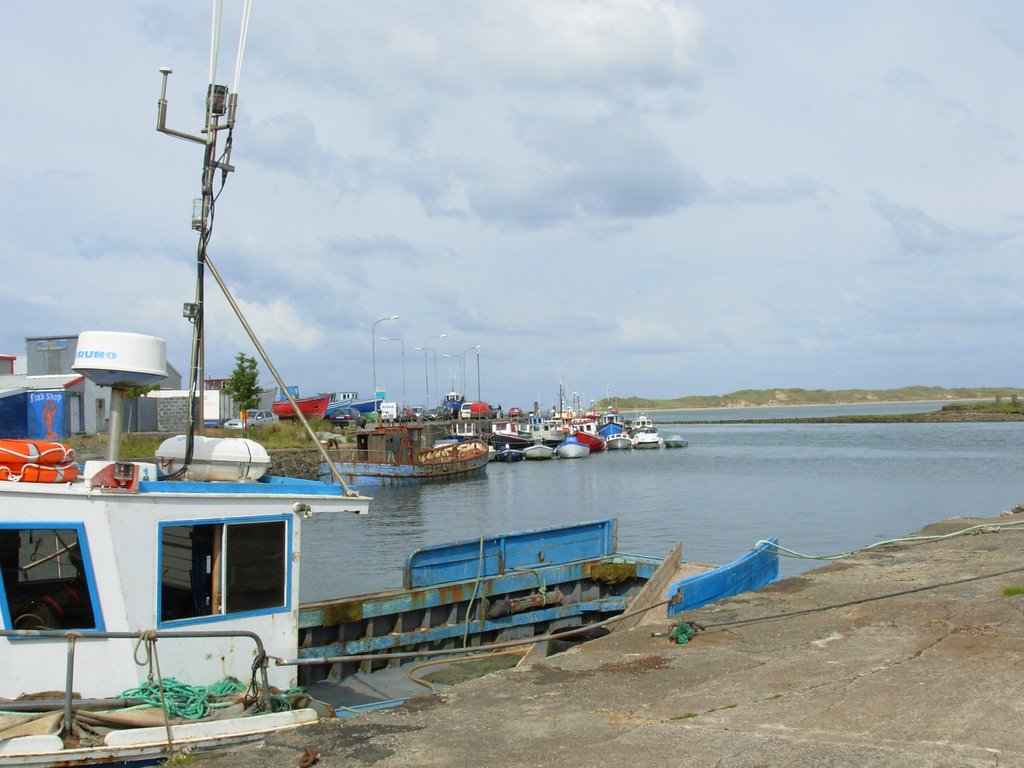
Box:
522 444 555 460
293 519 779 716
273 395 331 420
494 448 526 462
323 434 490 486
555 441 589 458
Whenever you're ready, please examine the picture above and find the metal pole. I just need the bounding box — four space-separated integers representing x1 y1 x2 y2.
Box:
476 348 482 401
372 315 398 420
380 337 406 407
462 345 479 398
432 350 440 407
420 333 447 407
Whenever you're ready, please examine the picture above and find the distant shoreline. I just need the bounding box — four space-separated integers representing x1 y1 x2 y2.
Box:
646 398 984 414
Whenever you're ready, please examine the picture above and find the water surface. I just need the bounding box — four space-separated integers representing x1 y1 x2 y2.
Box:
302 404 1024 600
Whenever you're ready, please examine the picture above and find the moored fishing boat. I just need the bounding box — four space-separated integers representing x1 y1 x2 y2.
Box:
630 412 664 449
487 420 532 451
291 519 780 716
321 423 490 486
0 331 372 766
555 433 590 458
522 443 555 460
605 433 633 450
494 447 526 462
524 416 566 447
0 14 380 760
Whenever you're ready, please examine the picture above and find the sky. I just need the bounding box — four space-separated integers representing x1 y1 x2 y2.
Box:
2 2 1023 411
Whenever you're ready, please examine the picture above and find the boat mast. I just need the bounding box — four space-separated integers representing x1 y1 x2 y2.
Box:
153 2 359 495
156 0 245 448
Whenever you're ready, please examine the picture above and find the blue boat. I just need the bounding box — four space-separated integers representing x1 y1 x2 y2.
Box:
291 519 779 715
494 447 526 462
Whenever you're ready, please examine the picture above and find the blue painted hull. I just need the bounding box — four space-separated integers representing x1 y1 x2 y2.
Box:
668 537 780 614
322 456 488 486
294 520 779 715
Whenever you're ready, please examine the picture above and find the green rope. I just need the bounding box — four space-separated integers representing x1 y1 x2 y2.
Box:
117 677 255 720
669 619 698 645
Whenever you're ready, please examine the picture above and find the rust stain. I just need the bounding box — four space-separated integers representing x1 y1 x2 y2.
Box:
591 561 638 584
318 601 364 626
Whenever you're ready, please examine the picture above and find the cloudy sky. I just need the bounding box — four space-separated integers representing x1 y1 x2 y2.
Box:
2 2 1022 410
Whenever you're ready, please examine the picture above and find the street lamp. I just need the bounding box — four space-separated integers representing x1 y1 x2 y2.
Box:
441 353 459 395
462 345 480 395
474 346 482 401
371 315 398 419
417 333 447 407
379 337 406 408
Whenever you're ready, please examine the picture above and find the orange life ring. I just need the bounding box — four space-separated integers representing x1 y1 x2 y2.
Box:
0 441 78 482
0 440 75 467
0 462 79 483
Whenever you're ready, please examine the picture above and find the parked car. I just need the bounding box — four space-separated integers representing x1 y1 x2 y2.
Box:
224 409 278 429
328 406 367 428
507 407 523 417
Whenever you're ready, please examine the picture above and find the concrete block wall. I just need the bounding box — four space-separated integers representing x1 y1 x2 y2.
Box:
157 396 196 434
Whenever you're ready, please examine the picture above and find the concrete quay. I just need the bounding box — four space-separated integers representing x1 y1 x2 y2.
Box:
193 513 1024 767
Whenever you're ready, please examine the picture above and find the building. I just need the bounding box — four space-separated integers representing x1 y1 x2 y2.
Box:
0 335 183 439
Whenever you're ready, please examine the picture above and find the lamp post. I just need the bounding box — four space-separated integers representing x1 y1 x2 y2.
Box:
474 347 482 401
379 337 406 408
441 353 458 395
418 333 447 407
371 315 398 420
462 345 480 395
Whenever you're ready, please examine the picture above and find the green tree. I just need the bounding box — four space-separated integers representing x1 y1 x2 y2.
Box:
222 353 262 425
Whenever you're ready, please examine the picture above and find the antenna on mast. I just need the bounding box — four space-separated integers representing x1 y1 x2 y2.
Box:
154 0 250 469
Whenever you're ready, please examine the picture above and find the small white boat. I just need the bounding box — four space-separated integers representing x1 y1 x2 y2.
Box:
522 443 555 460
629 412 664 449
631 428 665 449
605 434 633 450
554 434 590 459
664 436 689 448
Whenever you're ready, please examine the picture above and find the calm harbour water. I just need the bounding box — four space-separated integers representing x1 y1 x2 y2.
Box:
300 402 1024 601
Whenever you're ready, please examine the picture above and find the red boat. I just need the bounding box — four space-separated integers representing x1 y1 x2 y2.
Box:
569 420 607 452
272 394 331 420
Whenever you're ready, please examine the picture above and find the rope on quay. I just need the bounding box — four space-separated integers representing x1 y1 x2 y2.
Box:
752 517 1024 563
700 563 1024 631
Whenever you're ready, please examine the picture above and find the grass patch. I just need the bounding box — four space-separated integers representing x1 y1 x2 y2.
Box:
66 419 346 459
1004 586 1024 597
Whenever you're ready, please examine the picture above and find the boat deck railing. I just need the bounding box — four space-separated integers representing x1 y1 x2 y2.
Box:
0 627 273 737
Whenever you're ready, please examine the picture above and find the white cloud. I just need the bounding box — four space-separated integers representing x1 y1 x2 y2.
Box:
1 0 1023 404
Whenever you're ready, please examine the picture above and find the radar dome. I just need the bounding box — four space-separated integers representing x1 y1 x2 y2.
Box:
73 331 167 388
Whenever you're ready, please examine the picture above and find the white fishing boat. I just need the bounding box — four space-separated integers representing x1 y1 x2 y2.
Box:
554 434 590 459
0 332 371 766
630 413 664 449
0 9 375 762
605 433 633 450
522 443 555 460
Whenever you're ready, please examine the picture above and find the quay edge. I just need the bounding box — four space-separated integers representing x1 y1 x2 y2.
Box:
190 511 1024 767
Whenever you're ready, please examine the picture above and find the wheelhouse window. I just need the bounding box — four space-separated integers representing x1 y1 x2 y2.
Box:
0 525 99 630
159 519 289 624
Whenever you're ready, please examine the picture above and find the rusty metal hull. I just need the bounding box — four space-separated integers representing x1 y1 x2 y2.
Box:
321 427 490 486
293 519 779 715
